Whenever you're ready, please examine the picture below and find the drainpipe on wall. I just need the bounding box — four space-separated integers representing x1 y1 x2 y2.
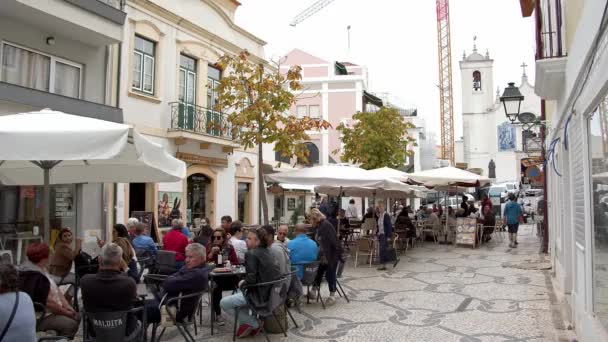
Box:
535 0 549 254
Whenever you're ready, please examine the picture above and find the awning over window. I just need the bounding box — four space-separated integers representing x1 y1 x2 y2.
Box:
363 91 383 108
335 62 348 75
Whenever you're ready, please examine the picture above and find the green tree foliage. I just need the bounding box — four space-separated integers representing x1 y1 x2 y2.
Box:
215 51 330 224
335 107 416 170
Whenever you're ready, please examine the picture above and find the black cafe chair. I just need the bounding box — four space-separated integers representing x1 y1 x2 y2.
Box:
83 306 146 342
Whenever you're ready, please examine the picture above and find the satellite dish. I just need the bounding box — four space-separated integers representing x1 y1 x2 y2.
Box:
518 112 537 124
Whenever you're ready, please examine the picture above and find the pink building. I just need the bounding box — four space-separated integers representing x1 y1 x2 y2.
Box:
278 49 382 165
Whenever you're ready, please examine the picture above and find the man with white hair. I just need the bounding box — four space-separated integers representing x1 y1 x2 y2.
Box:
81 243 138 335
145 243 209 325
126 217 139 241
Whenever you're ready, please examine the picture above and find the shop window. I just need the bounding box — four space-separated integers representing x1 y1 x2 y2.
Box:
590 100 608 327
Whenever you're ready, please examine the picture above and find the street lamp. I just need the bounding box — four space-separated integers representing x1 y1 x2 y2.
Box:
500 82 525 123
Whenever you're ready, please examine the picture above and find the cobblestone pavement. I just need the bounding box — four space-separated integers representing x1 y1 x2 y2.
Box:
154 223 576 341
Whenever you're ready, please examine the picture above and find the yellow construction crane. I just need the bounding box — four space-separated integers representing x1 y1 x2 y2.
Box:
436 0 455 165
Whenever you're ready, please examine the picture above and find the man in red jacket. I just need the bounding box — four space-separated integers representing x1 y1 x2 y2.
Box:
163 219 189 269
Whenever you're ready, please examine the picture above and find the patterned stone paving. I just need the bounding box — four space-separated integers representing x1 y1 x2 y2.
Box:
153 223 577 341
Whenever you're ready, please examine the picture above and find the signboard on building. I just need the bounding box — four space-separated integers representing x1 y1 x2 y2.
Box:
53 186 74 219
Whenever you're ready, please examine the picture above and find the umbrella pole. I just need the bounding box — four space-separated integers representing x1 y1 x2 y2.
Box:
43 167 51 243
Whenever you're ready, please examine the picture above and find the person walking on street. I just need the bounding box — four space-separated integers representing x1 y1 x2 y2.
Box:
504 194 523 248
309 208 342 306
376 201 394 271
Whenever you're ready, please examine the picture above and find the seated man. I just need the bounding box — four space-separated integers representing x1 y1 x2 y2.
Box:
147 243 209 324
288 224 319 279
132 223 158 257
276 224 291 245
229 221 248 264
80 243 138 336
220 228 281 338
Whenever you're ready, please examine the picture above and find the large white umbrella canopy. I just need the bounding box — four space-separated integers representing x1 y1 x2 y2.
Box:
0 109 187 239
315 180 428 199
407 166 491 188
367 167 410 182
266 164 391 188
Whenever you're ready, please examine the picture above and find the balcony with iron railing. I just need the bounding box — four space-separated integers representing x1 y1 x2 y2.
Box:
534 0 568 100
537 0 566 59
169 102 237 141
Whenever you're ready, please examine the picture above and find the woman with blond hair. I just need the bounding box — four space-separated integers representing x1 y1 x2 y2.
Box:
308 208 342 306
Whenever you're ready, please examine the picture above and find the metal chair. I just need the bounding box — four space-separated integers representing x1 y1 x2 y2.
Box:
232 277 290 342
155 250 177 275
421 222 438 244
154 291 207 342
295 261 325 308
354 238 376 268
83 306 146 342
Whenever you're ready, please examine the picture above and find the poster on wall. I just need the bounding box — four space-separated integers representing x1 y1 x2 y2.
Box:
497 122 516 151
54 186 74 219
158 192 182 227
287 198 296 211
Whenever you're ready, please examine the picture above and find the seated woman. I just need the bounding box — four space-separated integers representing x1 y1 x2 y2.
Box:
0 264 37 342
207 228 239 326
98 224 139 283
49 228 81 300
20 242 79 339
477 205 496 242
394 209 416 241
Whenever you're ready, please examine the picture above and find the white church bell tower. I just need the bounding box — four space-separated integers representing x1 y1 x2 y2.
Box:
459 37 495 170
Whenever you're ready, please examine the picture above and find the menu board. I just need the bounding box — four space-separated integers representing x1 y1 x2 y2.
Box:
54 186 75 219
455 217 478 247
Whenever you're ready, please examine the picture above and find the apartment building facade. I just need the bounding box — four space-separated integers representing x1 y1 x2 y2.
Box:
117 0 266 230
0 0 126 244
522 0 608 340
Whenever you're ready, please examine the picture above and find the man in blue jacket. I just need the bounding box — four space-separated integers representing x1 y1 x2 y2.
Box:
377 201 396 271
504 194 523 248
288 224 319 279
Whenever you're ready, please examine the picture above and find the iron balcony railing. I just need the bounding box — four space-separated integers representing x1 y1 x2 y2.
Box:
538 0 566 59
169 102 235 140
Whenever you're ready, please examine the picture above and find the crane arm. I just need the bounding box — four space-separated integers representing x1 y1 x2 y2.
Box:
290 0 336 27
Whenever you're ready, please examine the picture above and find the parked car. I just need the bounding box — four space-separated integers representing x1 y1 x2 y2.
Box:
525 188 544 197
501 182 520 197
427 193 475 209
488 185 508 206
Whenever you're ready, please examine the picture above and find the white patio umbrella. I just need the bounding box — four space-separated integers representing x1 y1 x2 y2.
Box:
266 164 390 188
367 167 410 182
0 109 187 240
406 166 491 188
315 179 428 199
406 166 491 243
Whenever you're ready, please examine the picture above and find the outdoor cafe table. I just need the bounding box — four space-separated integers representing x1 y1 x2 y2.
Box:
209 265 246 335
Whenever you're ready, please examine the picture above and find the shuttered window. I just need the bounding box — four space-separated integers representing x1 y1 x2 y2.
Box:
571 117 586 246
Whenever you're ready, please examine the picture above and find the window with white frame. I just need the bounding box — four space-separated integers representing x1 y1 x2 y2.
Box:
309 105 320 118
1 42 81 98
296 105 307 118
132 35 155 94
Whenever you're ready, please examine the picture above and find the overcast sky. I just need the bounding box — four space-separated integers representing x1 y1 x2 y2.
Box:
235 0 536 139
